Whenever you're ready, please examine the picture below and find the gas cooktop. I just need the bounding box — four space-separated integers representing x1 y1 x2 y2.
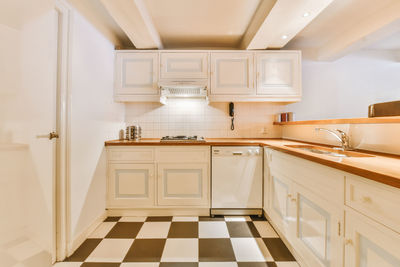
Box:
160 135 205 142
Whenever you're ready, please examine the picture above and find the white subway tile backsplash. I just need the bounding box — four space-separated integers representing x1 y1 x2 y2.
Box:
125 100 284 138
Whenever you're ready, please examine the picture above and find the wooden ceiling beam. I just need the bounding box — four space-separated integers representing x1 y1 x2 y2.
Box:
317 1 400 61
241 0 333 50
100 0 163 49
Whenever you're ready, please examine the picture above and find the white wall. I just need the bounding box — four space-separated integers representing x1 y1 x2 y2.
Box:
285 50 400 120
68 10 125 252
125 102 284 138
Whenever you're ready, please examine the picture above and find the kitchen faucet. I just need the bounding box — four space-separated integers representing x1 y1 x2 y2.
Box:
315 128 352 150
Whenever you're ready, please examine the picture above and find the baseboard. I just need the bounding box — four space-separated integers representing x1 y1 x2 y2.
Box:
263 209 306 267
107 208 210 216
67 211 107 257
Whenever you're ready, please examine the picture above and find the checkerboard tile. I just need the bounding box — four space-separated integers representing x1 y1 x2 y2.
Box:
61 215 298 266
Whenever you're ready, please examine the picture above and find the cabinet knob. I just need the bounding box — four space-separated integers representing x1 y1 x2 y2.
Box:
287 194 292 199
291 198 297 202
361 196 372 203
345 239 353 246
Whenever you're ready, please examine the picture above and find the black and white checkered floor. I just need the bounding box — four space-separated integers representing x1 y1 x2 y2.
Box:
56 215 298 267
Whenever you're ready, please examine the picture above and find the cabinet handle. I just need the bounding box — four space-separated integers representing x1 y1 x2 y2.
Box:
287 194 292 199
345 239 353 246
338 222 341 236
291 198 297 202
361 196 372 203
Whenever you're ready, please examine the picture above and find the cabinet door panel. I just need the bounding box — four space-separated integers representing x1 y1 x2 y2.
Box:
345 210 400 267
292 184 343 267
269 171 291 238
158 163 209 206
115 52 159 95
256 52 301 96
160 52 208 79
108 163 155 207
211 53 254 95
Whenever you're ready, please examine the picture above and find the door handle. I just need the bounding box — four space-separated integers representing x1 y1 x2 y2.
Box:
37 131 59 140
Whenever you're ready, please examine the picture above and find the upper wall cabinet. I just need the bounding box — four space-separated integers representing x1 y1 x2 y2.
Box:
114 50 302 102
210 52 255 95
256 51 301 97
114 52 159 101
160 52 208 80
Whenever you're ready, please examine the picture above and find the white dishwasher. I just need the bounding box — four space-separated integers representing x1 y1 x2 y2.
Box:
211 146 263 216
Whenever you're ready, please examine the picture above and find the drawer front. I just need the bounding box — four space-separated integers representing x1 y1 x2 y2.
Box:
270 150 344 205
346 174 400 233
108 148 155 162
156 147 210 163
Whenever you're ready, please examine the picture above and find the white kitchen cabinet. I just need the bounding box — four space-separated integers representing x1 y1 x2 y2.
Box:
157 163 209 206
268 169 292 239
114 52 159 101
345 209 400 267
256 51 301 96
108 163 155 208
291 183 343 267
210 52 255 95
106 146 210 211
160 52 208 79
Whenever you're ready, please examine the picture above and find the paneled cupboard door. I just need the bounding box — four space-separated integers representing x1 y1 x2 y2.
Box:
210 52 255 95
345 210 400 267
108 163 155 208
160 52 208 79
256 52 301 96
157 163 209 206
115 52 159 95
268 170 292 239
291 183 344 267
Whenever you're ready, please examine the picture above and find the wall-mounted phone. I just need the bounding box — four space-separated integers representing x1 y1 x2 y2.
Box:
229 102 234 130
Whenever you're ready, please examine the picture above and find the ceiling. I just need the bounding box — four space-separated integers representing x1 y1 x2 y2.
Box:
366 31 400 50
66 0 400 60
143 0 262 48
285 0 398 49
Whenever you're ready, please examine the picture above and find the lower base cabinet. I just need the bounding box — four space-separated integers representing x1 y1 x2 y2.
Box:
265 148 400 267
107 146 210 210
345 209 400 267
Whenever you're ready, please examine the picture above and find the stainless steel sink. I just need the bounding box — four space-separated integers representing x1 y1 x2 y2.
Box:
284 145 374 158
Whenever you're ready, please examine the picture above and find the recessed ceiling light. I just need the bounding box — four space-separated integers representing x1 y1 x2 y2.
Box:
281 35 288 39
303 12 310 17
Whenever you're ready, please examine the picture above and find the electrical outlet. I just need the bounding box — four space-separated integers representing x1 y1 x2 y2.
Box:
260 127 268 134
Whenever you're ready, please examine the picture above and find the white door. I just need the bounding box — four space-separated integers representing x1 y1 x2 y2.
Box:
0 5 63 266
345 210 400 267
115 52 159 95
210 52 255 95
157 163 209 206
256 51 301 96
160 52 208 79
108 163 155 208
291 183 344 267
268 170 292 239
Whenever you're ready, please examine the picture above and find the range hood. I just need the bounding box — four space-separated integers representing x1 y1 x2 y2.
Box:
159 81 208 105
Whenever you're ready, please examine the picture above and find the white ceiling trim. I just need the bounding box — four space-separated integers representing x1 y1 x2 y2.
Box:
317 1 400 61
100 0 163 49
241 0 334 50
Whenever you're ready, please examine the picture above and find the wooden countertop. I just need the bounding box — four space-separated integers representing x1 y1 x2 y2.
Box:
105 138 400 189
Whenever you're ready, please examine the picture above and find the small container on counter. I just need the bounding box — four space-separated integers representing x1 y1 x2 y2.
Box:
119 129 125 140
